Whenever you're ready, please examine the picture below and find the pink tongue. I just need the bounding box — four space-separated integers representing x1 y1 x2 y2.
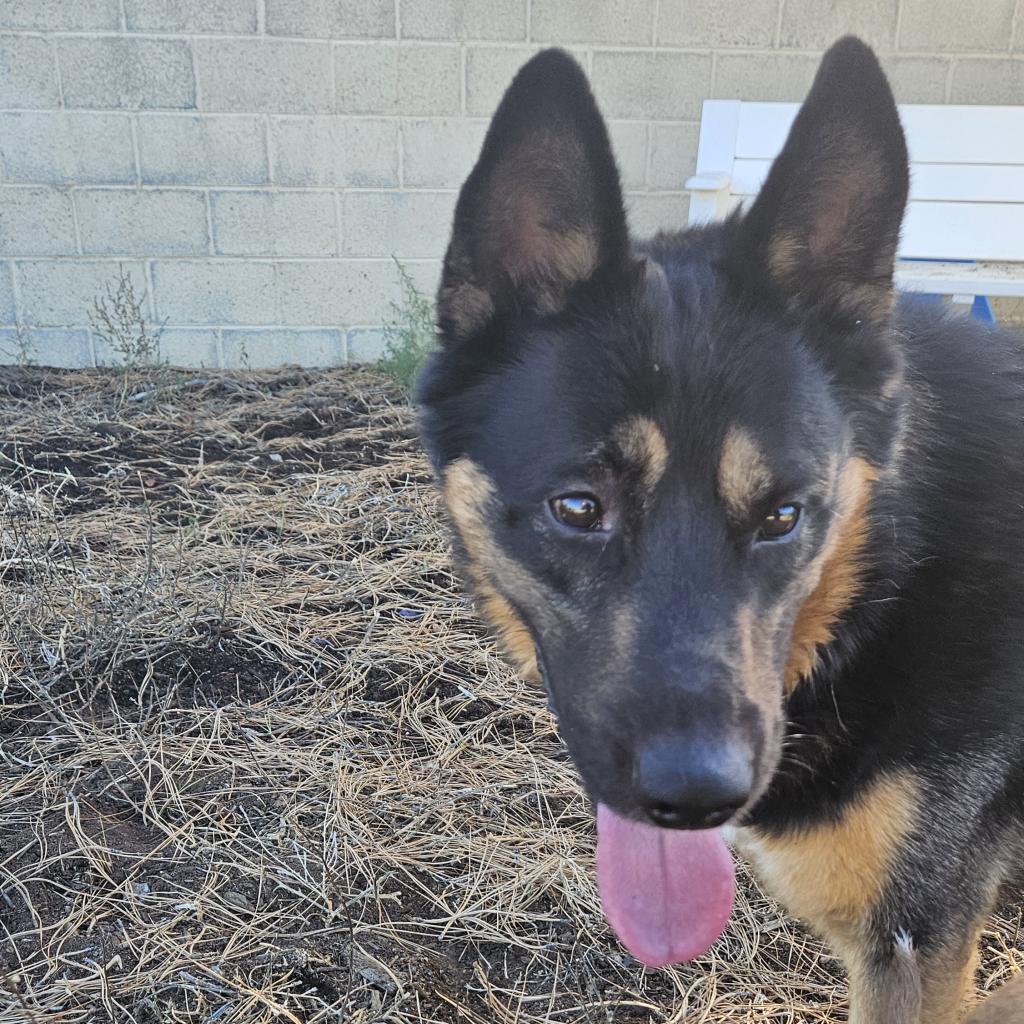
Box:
596 803 735 967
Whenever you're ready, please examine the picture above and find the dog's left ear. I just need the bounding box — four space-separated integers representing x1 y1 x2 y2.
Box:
437 48 628 344
731 37 909 325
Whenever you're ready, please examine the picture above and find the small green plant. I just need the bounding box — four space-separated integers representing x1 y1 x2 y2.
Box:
89 268 164 371
1 321 36 367
237 336 251 371
379 261 436 394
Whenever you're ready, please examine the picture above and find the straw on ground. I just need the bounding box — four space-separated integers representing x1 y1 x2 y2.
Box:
1 365 1020 1023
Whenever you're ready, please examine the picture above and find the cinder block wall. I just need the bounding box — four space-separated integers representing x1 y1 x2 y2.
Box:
0 0 1021 368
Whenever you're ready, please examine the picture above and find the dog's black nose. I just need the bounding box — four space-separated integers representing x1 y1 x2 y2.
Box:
634 734 752 830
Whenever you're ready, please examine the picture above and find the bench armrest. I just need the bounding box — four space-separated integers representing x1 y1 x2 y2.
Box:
685 173 733 224
684 172 732 192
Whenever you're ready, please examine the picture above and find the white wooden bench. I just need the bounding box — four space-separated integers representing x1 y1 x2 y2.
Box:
686 101 1024 314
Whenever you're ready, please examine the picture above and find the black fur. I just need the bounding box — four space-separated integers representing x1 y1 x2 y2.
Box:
419 36 1024 1018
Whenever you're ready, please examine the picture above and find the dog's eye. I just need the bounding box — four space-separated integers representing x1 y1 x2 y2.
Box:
758 504 801 541
550 494 603 531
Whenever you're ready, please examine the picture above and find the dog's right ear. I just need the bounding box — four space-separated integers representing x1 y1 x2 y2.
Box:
437 49 628 344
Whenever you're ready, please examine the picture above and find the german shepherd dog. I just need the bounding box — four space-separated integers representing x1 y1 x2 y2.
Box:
417 37 1024 1023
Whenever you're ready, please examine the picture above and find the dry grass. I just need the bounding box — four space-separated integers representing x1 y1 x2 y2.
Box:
0 365 1020 1024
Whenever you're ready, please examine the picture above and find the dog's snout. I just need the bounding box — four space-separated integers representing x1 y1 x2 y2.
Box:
633 734 753 831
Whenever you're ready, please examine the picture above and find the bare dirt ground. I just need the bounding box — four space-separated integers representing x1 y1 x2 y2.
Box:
1 365 1020 1024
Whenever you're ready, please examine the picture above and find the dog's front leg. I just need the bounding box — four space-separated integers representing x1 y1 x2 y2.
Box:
846 928 983 1024
846 931 922 1024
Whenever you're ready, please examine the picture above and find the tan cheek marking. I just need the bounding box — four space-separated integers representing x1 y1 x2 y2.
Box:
718 426 773 522
443 457 539 681
737 771 919 956
729 602 787 808
784 456 878 692
734 602 778 717
475 582 540 682
612 416 669 495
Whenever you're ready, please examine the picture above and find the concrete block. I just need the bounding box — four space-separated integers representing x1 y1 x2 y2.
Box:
59 37 196 110
195 39 332 114
0 113 135 185
211 190 337 256
222 328 343 368
124 0 259 33
0 262 14 321
592 51 712 120
0 328 92 368
401 0 526 40
647 123 700 190
401 118 487 187
0 0 120 30
465 45 588 116
346 327 390 362
779 0 898 49
531 0 654 45
154 328 220 368
950 59 1024 104
900 0 1016 52
76 189 209 256
658 0 779 47
335 43 460 115
152 260 277 324
0 36 60 109
712 53 819 102
607 121 647 190
879 56 952 103
137 115 268 185
271 117 399 186
341 191 455 258
16 260 147 326
625 192 690 239
0 187 76 256
266 0 394 38
275 259 419 324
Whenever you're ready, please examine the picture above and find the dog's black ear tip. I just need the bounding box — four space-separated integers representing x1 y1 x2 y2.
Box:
820 35 882 73
514 47 587 84
505 47 593 101
816 36 892 99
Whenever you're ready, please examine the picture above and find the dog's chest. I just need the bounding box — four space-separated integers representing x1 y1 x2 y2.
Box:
727 772 918 945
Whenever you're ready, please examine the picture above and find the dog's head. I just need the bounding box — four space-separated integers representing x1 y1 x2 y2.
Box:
418 37 909 962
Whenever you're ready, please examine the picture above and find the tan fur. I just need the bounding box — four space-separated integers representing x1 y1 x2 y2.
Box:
784 456 878 691
767 230 804 285
612 416 669 495
437 278 495 341
474 581 540 681
847 939 922 1024
917 935 982 1024
718 426 773 523
966 971 1024 1024
731 601 788 807
737 771 919 963
848 928 987 1024
443 457 541 681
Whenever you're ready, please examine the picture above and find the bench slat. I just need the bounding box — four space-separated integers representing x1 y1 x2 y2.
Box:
734 103 1024 166
897 262 1024 297
731 159 1024 204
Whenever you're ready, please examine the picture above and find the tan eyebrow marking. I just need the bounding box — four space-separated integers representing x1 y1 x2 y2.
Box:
611 415 669 495
718 425 773 521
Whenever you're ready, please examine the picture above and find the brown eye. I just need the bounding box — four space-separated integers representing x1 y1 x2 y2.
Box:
759 504 801 541
550 493 603 531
